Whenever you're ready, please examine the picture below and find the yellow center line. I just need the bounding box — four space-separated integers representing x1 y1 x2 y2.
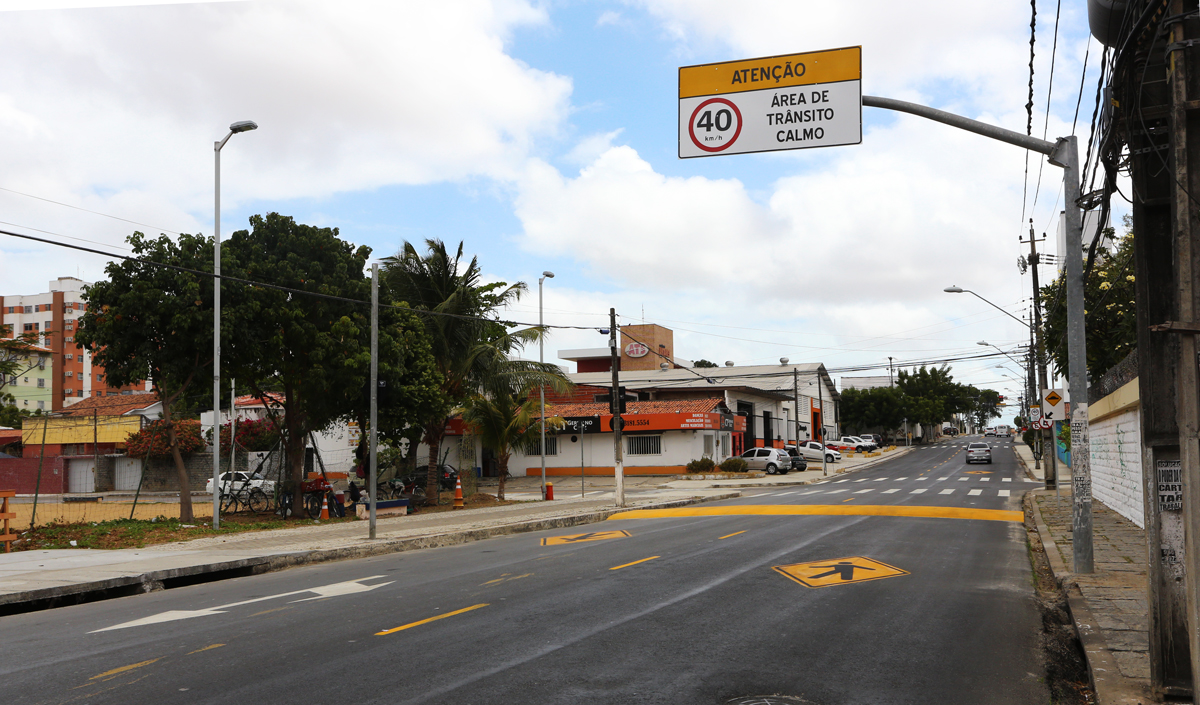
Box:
607 505 1022 523
186 644 224 655
610 556 660 570
718 530 746 539
89 658 161 681
842 498 855 502
376 604 489 636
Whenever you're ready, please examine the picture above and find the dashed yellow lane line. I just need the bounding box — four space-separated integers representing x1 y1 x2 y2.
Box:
718 531 746 539
376 603 489 636
89 658 161 681
610 556 659 570
186 644 224 655
607 505 1022 523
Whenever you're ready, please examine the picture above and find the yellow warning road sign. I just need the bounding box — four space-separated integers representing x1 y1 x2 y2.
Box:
1044 390 1063 406
772 556 908 588
541 530 630 546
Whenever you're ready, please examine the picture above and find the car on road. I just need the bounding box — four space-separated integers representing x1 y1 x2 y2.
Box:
788 441 841 463
205 471 276 495
739 447 792 474
965 442 992 464
984 427 997 437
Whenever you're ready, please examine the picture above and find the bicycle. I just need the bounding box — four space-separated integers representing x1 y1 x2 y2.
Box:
219 480 271 514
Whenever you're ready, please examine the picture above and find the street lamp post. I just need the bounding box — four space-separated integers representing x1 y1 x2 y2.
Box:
539 271 554 500
212 120 257 529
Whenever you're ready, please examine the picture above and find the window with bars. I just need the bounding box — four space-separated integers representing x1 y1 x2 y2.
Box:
626 434 662 456
703 434 715 457
523 435 558 456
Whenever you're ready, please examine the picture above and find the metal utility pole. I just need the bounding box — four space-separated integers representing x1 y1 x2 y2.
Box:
539 271 554 500
368 263 379 538
1023 222 1057 489
608 309 624 507
817 369 827 476
793 368 800 449
861 96 1091 573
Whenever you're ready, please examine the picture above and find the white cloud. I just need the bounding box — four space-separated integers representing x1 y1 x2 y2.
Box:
0 0 572 293
596 10 622 27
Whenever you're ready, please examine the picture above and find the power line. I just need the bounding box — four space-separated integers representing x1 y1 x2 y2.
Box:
1030 0 1062 213
0 227 601 332
0 186 182 235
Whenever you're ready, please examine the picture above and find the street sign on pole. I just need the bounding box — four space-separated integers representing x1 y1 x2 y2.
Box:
679 46 862 159
1041 388 1068 423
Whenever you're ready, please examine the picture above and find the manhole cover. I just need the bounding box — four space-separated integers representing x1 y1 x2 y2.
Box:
726 697 817 705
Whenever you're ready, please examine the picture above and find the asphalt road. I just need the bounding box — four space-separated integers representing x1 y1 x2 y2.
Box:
2 435 1048 705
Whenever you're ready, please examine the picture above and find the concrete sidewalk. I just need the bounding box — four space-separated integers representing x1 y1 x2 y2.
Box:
0 446 914 614
1016 443 1154 704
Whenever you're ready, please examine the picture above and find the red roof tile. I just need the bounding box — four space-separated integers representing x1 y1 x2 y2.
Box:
56 393 159 417
546 398 726 417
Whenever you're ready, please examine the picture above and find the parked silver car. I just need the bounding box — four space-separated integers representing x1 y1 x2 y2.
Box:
966 442 992 464
739 447 792 474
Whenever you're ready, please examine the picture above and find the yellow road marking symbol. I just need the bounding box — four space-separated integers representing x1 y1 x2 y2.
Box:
376 603 489 636
718 530 746 539
480 573 532 586
89 658 161 681
773 556 909 588
964 470 993 475
610 556 659 570
541 530 630 546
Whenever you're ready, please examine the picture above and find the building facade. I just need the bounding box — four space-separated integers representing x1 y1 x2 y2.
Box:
1 277 150 411
3 344 53 411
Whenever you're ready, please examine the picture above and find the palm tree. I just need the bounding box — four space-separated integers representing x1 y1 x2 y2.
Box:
460 375 571 500
380 239 567 504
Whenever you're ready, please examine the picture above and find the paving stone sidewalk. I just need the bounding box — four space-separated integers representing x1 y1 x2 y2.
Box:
1032 488 1154 704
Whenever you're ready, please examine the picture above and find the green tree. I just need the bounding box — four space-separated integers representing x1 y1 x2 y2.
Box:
1041 225 1136 380
222 213 403 514
381 240 566 504
459 369 571 500
75 232 214 521
839 386 906 435
692 359 719 368
970 388 1002 429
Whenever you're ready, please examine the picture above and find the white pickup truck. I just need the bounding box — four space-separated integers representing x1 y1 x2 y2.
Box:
205 471 276 495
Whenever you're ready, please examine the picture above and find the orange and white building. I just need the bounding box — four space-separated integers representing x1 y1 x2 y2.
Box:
1 277 150 411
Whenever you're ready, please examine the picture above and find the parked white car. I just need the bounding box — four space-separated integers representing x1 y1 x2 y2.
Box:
836 436 875 452
788 441 841 463
205 471 275 495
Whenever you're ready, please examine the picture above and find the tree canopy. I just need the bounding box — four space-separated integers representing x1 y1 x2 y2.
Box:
839 366 1003 436
76 231 215 521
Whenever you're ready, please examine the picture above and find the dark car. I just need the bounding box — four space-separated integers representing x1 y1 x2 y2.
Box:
867 433 884 447
785 447 809 472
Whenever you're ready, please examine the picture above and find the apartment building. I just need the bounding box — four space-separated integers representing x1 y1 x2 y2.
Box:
3 343 53 411
1 277 149 411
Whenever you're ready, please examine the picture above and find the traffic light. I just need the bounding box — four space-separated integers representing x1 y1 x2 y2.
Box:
595 387 638 414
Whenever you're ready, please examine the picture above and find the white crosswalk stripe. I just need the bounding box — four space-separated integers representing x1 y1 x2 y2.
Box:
1002 478 1012 482
802 490 822 495
883 488 900 494
853 479 868 483
999 490 1011 497
854 489 873 494
980 477 990 482
777 491 796 496
958 477 969 481
938 477 950 481
894 477 907 481
827 489 847 494
910 488 927 494
834 480 849 484
873 477 887 481
916 476 928 480
939 489 954 495
968 489 982 496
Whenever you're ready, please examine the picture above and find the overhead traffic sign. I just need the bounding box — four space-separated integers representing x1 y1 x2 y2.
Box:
772 556 907 588
679 46 862 158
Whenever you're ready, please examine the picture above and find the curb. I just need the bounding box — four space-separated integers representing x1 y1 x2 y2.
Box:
1028 491 1145 705
0 492 740 615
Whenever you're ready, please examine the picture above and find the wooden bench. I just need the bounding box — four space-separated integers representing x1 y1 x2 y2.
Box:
0 490 16 553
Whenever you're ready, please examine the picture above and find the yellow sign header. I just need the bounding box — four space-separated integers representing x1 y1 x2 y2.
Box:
679 46 861 99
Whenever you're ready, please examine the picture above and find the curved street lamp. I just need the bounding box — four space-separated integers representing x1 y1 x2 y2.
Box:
213 120 258 529
538 271 554 500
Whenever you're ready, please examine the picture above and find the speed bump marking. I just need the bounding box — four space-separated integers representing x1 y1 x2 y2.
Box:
964 470 993 475
541 530 631 546
772 556 909 588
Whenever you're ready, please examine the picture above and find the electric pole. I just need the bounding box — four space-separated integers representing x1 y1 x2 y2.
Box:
1022 221 1057 489
608 309 625 507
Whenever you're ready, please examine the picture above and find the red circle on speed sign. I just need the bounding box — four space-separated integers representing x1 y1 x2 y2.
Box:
689 98 743 152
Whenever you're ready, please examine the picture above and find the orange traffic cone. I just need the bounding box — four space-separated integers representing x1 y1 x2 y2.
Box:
453 477 464 510
320 493 329 520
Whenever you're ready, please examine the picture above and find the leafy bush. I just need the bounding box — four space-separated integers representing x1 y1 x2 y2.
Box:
216 417 281 455
1022 429 1036 448
719 457 748 473
125 420 204 459
685 457 716 474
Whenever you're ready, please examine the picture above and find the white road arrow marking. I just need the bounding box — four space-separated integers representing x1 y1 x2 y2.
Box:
89 576 393 633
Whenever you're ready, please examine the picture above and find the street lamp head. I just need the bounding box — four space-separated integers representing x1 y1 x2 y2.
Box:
229 120 258 133
542 271 555 278
977 340 990 346
944 285 964 293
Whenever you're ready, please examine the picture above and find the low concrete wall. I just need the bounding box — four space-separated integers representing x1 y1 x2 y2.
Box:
1089 408 1144 528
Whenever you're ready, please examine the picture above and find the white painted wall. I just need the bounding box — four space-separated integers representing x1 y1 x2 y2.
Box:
1089 408 1144 528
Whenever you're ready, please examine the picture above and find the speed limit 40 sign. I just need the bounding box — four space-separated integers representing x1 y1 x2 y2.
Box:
679 46 862 158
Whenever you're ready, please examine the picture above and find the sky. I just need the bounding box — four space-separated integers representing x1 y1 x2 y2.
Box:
0 0 1120 409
